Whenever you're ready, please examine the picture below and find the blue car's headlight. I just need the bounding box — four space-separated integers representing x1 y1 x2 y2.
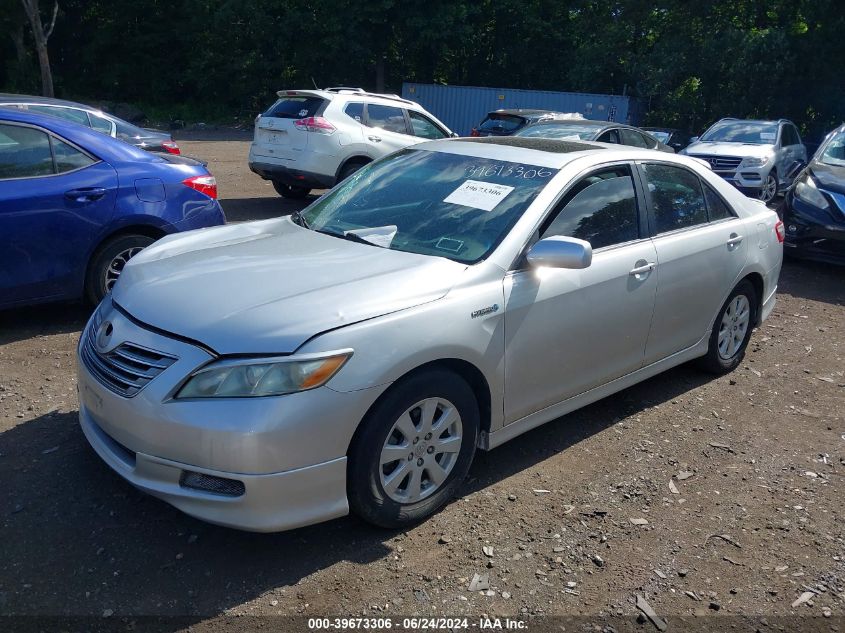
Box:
176 351 352 398
794 175 829 211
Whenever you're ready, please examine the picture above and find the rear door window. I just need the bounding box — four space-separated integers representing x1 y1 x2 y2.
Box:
0 124 54 179
620 128 649 148
344 102 364 123
643 163 709 233
408 111 447 139
264 96 324 119
27 105 91 127
596 129 620 144
52 138 95 173
365 104 408 134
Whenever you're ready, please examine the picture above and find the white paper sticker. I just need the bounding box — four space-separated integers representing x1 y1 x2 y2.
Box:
760 132 776 141
444 180 515 212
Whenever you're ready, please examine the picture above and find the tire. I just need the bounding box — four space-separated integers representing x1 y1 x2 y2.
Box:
85 234 155 305
272 181 310 199
758 170 778 204
347 369 479 529
338 160 367 182
698 280 757 374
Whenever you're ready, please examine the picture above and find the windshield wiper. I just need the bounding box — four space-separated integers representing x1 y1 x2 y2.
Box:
290 211 309 228
312 228 386 248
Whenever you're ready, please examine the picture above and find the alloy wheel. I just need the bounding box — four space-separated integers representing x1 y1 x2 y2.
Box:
379 397 463 503
717 294 751 359
104 246 145 292
759 173 778 203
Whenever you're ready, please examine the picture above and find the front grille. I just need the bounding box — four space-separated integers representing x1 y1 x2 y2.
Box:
694 155 743 173
180 471 246 497
81 311 177 397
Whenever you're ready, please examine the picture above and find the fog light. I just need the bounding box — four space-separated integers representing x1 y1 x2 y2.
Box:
180 470 245 497
788 224 798 233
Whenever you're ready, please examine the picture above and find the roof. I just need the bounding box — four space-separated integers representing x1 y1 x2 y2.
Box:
459 136 603 154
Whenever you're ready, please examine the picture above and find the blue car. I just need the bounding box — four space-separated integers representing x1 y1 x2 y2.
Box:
0 109 226 309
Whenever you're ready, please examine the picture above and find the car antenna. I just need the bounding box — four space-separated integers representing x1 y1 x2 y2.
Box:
311 77 319 89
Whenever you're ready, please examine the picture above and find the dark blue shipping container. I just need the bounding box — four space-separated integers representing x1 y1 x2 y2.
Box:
402 83 644 136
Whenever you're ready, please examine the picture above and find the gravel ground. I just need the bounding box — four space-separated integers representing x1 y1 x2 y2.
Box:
1 137 844 631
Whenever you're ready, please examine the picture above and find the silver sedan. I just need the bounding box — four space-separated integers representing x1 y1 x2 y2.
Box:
76 138 784 531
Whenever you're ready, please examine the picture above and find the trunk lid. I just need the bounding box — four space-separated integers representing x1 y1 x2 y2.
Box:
252 92 329 160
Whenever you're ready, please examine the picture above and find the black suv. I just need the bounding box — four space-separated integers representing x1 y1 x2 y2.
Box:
470 109 581 137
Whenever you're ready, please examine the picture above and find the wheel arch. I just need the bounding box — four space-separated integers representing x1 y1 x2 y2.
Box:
335 155 372 181
739 271 764 325
83 223 169 296
346 357 493 457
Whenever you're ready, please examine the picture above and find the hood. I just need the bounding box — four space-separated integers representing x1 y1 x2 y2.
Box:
684 141 774 158
809 160 845 194
112 218 467 354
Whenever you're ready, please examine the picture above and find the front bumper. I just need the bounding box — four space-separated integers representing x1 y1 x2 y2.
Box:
75 301 382 531
783 195 845 265
79 409 348 532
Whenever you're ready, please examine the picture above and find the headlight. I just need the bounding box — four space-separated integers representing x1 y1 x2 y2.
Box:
176 351 352 398
794 175 829 210
740 155 771 168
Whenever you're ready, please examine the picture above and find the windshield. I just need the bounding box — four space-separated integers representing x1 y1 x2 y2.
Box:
700 121 778 144
478 114 525 134
817 130 845 167
300 149 558 264
649 131 670 143
515 124 598 141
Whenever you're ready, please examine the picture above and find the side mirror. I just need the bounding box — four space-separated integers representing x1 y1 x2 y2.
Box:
450 132 460 138
526 236 592 269
689 136 699 144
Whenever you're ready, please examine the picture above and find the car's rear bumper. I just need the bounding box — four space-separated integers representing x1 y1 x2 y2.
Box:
248 160 335 190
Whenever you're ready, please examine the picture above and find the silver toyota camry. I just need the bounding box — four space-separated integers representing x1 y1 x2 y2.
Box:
77 137 784 532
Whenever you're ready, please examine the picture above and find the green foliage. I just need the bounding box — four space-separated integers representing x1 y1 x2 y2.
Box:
1 0 842 139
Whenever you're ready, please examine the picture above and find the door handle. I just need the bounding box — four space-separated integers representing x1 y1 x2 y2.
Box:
726 233 744 247
367 135 382 143
629 262 656 276
65 187 107 203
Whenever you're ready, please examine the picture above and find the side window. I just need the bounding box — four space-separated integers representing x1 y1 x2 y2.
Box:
643 163 709 233
541 166 640 249
28 105 90 126
788 125 801 146
408 111 447 139
620 128 649 148
52 138 94 173
0 123 53 179
344 102 364 123
702 183 735 221
89 112 113 134
365 104 408 134
596 129 620 144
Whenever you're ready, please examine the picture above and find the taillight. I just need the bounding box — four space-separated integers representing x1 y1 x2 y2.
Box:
182 175 217 199
294 116 336 134
161 140 180 155
470 128 480 137
775 220 785 243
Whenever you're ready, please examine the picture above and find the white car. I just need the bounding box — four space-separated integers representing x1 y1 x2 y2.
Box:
248 87 454 198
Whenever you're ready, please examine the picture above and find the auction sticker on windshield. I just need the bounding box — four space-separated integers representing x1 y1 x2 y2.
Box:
444 180 515 211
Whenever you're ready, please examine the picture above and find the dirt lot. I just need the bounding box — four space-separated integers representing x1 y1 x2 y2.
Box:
1 137 844 632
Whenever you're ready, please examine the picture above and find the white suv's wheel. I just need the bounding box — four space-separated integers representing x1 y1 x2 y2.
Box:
758 171 778 204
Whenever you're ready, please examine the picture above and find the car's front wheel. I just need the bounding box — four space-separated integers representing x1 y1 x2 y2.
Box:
85 234 155 305
698 280 757 374
347 369 479 528
272 181 311 199
758 170 778 204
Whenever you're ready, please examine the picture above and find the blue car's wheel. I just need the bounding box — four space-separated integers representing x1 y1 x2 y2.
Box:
85 234 154 305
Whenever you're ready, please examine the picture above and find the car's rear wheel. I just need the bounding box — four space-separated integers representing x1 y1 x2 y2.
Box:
758 170 778 204
698 280 757 374
347 369 478 528
272 181 311 199
85 234 155 305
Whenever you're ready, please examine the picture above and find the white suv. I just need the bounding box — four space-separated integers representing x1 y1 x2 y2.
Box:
248 88 454 198
682 118 807 203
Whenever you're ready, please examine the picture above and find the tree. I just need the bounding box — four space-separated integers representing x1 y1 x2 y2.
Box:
20 0 58 97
